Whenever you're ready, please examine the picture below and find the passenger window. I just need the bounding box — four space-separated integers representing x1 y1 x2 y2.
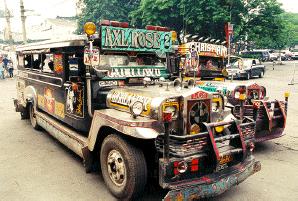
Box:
42 54 54 73
24 54 33 69
68 54 79 77
32 54 41 70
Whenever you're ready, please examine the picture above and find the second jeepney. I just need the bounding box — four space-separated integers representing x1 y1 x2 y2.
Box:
14 20 260 200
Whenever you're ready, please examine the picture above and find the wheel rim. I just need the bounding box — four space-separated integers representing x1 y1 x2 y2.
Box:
107 150 127 187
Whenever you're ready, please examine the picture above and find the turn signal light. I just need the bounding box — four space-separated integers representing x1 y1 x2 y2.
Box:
215 126 224 133
162 111 172 123
253 101 260 109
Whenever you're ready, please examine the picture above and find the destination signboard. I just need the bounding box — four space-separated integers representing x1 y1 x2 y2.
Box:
179 42 227 57
101 26 172 53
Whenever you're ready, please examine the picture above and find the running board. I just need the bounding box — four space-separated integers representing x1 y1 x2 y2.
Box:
35 111 88 159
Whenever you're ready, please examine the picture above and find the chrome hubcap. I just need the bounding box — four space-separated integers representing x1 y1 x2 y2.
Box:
107 150 126 187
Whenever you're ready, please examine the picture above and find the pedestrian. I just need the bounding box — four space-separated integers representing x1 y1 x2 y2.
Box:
0 59 5 79
8 61 14 78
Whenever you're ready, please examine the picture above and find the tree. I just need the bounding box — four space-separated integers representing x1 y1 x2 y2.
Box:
77 0 140 34
77 0 295 50
130 0 244 40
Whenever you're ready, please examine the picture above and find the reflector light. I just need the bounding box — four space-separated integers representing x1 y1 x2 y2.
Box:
191 159 199 172
100 19 110 26
120 22 129 28
110 21 120 27
173 161 179 175
145 25 170 31
145 25 155 30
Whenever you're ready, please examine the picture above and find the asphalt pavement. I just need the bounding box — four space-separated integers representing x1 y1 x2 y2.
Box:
0 61 298 201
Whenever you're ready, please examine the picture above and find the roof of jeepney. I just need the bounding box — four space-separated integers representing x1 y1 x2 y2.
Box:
16 35 87 52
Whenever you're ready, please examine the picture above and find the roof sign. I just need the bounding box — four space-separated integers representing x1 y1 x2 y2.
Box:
101 26 172 53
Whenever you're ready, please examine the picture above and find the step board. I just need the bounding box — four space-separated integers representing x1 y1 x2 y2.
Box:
35 111 88 158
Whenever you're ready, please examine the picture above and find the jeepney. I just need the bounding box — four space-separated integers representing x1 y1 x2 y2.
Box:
178 41 227 79
196 81 289 142
13 20 260 200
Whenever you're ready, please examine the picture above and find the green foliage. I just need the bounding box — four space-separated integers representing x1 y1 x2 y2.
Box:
77 0 140 34
77 0 296 49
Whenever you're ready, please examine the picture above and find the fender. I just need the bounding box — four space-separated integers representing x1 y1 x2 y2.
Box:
87 109 162 151
23 85 38 109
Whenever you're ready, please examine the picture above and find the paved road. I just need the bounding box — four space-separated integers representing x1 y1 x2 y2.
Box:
0 61 298 201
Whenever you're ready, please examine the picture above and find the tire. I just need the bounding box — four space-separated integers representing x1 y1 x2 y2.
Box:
100 134 147 201
245 72 250 80
259 71 264 78
29 104 41 130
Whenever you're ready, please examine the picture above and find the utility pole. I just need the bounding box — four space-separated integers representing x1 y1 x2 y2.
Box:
3 0 13 41
20 0 27 43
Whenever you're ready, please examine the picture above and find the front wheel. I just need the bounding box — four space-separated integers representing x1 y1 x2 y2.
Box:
29 104 41 130
100 134 147 201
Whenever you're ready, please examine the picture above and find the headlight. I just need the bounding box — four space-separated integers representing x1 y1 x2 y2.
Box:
129 101 143 118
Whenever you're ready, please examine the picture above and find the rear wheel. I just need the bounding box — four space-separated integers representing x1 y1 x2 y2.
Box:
29 104 41 130
100 134 147 201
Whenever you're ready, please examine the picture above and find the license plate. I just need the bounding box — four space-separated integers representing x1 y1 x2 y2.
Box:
219 155 233 165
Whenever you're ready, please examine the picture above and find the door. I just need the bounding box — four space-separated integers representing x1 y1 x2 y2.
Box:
64 54 86 120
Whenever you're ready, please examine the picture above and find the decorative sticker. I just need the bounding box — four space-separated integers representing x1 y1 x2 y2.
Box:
191 90 209 99
44 88 55 114
54 54 63 74
55 101 65 118
37 94 45 108
109 90 151 115
66 83 84 118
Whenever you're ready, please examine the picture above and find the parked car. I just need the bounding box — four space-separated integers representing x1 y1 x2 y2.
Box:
269 52 277 61
240 50 270 62
293 50 298 60
226 58 265 80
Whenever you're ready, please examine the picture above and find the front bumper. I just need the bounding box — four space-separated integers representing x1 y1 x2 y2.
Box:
163 158 261 201
227 72 247 79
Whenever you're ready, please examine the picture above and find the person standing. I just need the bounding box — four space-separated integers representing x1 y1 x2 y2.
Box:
0 59 5 79
8 61 14 78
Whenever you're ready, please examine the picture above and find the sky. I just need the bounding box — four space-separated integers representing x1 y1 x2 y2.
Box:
0 0 297 33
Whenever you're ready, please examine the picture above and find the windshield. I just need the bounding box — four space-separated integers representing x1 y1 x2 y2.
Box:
98 53 166 68
229 59 252 69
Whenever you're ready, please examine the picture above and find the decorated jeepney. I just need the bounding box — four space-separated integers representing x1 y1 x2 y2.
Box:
13 20 260 200
178 41 228 79
196 81 289 142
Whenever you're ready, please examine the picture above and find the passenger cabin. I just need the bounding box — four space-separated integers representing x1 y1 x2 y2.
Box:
15 22 173 133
